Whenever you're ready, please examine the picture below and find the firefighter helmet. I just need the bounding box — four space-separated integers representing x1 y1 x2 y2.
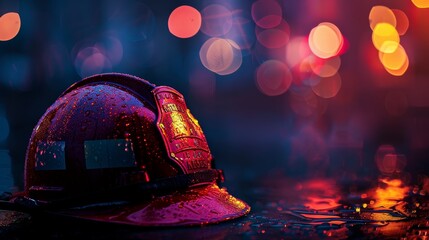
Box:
22 73 250 226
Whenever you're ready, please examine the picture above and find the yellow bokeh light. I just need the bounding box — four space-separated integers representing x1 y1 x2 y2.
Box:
379 44 407 71
0 12 21 41
372 23 400 53
199 37 242 75
308 22 343 59
412 0 429 8
369 6 396 30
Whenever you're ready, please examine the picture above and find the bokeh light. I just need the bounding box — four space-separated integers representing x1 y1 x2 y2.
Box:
379 43 409 77
199 37 242 75
0 12 21 41
251 0 282 29
224 12 256 51
379 43 408 71
286 37 311 68
310 56 341 78
412 0 429 8
391 9 409 36
168 5 201 38
95 36 124 65
369 6 396 31
384 55 409 76
201 4 232 37
378 153 407 175
74 47 112 78
375 144 396 172
255 20 290 49
311 73 342 98
372 23 400 54
256 60 292 96
308 22 344 59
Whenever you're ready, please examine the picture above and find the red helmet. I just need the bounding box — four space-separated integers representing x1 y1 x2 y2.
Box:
22 73 250 226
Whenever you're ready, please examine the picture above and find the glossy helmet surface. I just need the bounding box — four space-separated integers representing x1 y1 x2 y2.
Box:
23 73 250 226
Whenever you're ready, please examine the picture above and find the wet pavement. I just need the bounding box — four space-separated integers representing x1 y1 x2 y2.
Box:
1 168 429 239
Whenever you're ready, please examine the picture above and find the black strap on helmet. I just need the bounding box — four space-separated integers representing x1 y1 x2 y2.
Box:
1 169 224 213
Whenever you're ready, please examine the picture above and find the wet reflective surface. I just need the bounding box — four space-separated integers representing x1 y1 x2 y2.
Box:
2 166 429 239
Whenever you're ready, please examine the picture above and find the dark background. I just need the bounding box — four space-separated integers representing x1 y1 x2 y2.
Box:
1 0 429 204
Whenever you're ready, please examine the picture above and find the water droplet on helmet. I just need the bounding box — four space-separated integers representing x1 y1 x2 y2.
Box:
85 110 91 116
121 104 127 108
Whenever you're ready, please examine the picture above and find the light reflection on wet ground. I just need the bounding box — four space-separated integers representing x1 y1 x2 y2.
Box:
238 172 429 239
2 171 429 239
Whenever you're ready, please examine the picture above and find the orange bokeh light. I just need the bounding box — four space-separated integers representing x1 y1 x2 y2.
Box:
384 55 409 76
168 5 201 38
369 6 396 31
412 0 429 8
308 22 343 59
0 12 21 41
379 43 408 71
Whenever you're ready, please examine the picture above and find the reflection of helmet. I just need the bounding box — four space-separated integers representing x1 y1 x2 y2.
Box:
22 73 250 226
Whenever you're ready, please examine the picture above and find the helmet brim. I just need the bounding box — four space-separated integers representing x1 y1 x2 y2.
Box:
49 184 250 227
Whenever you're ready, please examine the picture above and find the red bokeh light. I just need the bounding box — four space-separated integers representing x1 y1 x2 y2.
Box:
168 5 202 38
